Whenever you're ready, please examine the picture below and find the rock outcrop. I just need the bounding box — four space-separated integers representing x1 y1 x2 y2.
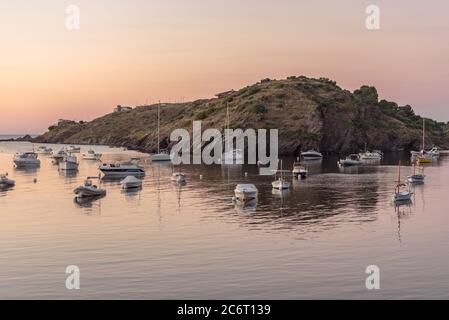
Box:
35 76 449 155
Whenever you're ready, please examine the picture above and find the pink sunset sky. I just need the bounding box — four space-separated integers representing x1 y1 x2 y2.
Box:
1 0 449 134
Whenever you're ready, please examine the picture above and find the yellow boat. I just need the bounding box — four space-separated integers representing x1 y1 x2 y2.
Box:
416 156 432 164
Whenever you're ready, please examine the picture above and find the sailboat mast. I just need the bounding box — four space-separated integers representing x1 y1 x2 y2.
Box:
157 101 161 154
422 118 425 152
226 104 230 152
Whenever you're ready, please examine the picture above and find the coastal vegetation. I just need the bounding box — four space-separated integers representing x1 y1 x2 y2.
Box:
35 76 449 155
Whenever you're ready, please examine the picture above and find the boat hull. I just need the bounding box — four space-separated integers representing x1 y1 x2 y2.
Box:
13 160 40 167
272 180 290 190
59 161 79 171
152 154 172 162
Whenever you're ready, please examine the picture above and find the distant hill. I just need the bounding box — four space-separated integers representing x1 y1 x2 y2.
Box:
35 76 449 155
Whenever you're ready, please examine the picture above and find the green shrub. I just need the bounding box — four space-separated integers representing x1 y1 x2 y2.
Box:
195 111 207 120
275 93 287 99
250 104 267 114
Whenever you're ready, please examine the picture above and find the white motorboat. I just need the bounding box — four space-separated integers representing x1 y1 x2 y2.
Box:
67 145 81 153
272 160 290 190
393 162 413 203
359 151 382 160
99 163 145 177
428 147 440 158
234 184 258 201
120 176 143 189
74 178 106 198
59 155 79 171
152 102 172 162
82 149 102 160
292 160 308 179
171 172 186 184
338 154 362 167
13 152 40 167
0 173 15 188
300 150 323 160
36 146 53 155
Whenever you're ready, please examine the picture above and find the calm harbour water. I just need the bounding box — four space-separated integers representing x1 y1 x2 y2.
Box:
1 141 449 299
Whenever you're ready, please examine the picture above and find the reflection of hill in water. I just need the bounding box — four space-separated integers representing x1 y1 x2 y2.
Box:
178 162 382 233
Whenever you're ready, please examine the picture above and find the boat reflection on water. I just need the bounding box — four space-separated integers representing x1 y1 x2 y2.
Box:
234 198 258 212
272 188 290 198
59 169 78 179
73 194 106 208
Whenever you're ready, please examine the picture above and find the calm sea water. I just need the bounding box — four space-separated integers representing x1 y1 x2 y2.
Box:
1 142 449 299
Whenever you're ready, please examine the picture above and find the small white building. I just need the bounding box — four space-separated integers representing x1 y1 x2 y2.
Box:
114 105 132 113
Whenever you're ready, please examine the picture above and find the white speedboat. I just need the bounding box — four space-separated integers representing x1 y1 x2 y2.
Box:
338 154 362 167
36 146 53 155
292 161 308 179
300 150 323 160
120 176 143 189
234 184 258 201
59 155 79 171
99 163 145 177
13 152 40 167
0 173 15 188
171 172 186 184
82 149 102 160
359 151 382 160
67 145 81 153
74 179 106 198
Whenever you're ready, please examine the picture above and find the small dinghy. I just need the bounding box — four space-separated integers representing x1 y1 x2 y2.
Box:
234 184 258 202
121 176 143 189
407 165 425 184
74 178 106 198
0 173 15 188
